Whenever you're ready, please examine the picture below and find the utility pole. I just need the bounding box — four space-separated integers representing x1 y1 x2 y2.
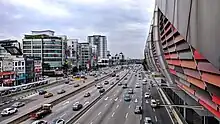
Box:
41 36 44 78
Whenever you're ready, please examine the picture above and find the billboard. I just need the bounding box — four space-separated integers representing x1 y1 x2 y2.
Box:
2 58 13 71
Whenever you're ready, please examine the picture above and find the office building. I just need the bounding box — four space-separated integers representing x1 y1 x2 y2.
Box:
78 42 91 70
22 30 66 75
88 35 107 59
67 39 79 68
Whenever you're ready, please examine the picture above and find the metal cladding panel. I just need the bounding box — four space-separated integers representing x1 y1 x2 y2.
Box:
179 51 193 60
206 83 220 97
194 87 218 110
165 0 175 23
176 72 187 80
188 0 220 69
187 76 205 90
202 73 220 88
198 62 220 75
183 68 201 79
179 78 190 87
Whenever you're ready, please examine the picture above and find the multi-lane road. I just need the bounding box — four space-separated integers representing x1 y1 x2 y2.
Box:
74 70 173 124
20 70 127 124
0 66 175 124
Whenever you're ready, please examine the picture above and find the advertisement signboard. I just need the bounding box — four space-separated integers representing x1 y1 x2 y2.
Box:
2 58 13 71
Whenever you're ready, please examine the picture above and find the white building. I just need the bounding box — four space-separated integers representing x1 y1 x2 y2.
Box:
88 35 107 59
13 57 26 85
22 30 67 74
78 42 91 69
67 39 79 67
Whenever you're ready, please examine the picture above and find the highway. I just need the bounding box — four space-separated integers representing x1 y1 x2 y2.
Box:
141 72 173 124
73 69 174 124
0 76 96 122
20 70 128 124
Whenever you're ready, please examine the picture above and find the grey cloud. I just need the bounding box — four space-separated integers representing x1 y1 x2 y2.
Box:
0 0 154 58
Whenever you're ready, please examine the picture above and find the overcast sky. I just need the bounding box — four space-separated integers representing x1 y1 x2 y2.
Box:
0 0 155 59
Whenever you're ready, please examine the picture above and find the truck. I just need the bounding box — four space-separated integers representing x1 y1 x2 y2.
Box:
30 104 52 120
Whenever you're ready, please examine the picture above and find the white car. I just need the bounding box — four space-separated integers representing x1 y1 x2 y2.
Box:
144 117 152 124
1 107 18 116
144 92 151 98
32 120 47 124
150 99 158 108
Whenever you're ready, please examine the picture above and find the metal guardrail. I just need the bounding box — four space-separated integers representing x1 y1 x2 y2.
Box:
6 70 121 124
66 70 130 124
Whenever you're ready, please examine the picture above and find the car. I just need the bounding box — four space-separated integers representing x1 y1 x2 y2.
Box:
134 106 142 114
144 117 152 124
12 102 25 108
52 119 65 124
135 74 137 76
84 92 91 97
57 89 66 94
99 88 105 93
32 120 48 124
142 81 147 85
104 81 109 85
122 84 127 89
72 102 83 111
124 77 128 80
118 82 122 86
156 99 160 105
116 77 120 80
144 92 151 98
124 94 131 101
94 78 99 81
135 84 141 88
64 80 69 84
151 99 158 108
110 82 114 85
1 107 18 116
128 89 133 94
74 84 80 87
97 85 103 89
39 90 47 95
44 93 53 98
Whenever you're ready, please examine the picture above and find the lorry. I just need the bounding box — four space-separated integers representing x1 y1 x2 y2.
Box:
30 104 52 120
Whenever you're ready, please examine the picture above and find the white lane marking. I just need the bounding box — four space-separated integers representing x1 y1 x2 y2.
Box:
125 113 128 118
105 97 108 100
98 112 102 115
112 112 115 117
119 99 122 102
90 122 93 124
115 97 118 101
110 98 112 101
140 115 142 120
116 105 119 109
62 101 70 105
84 101 90 106
60 113 66 118
129 105 131 108
153 108 155 112
155 116 158 122
146 100 149 104
114 94 116 97
105 104 108 107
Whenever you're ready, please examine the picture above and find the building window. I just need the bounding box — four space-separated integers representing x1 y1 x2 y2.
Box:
15 62 17 66
33 50 41 53
23 41 31 44
33 46 41 49
18 61 21 66
23 50 31 53
22 62 24 66
23 46 31 49
32 41 41 44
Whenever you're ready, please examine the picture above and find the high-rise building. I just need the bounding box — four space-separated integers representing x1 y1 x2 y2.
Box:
67 39 79 68
88 35 107 59
78 42 91 69
22 30 67 75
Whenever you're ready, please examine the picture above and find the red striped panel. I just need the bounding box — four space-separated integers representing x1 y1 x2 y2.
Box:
201 73 220 88
197 62 220 75
187 76 205 90
170 53 178 59
169 69 176 75
165 54 170 59
180 60 197 69
212 94 220 105
199 100 220 118
181 84 195 95
194 50 205 60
